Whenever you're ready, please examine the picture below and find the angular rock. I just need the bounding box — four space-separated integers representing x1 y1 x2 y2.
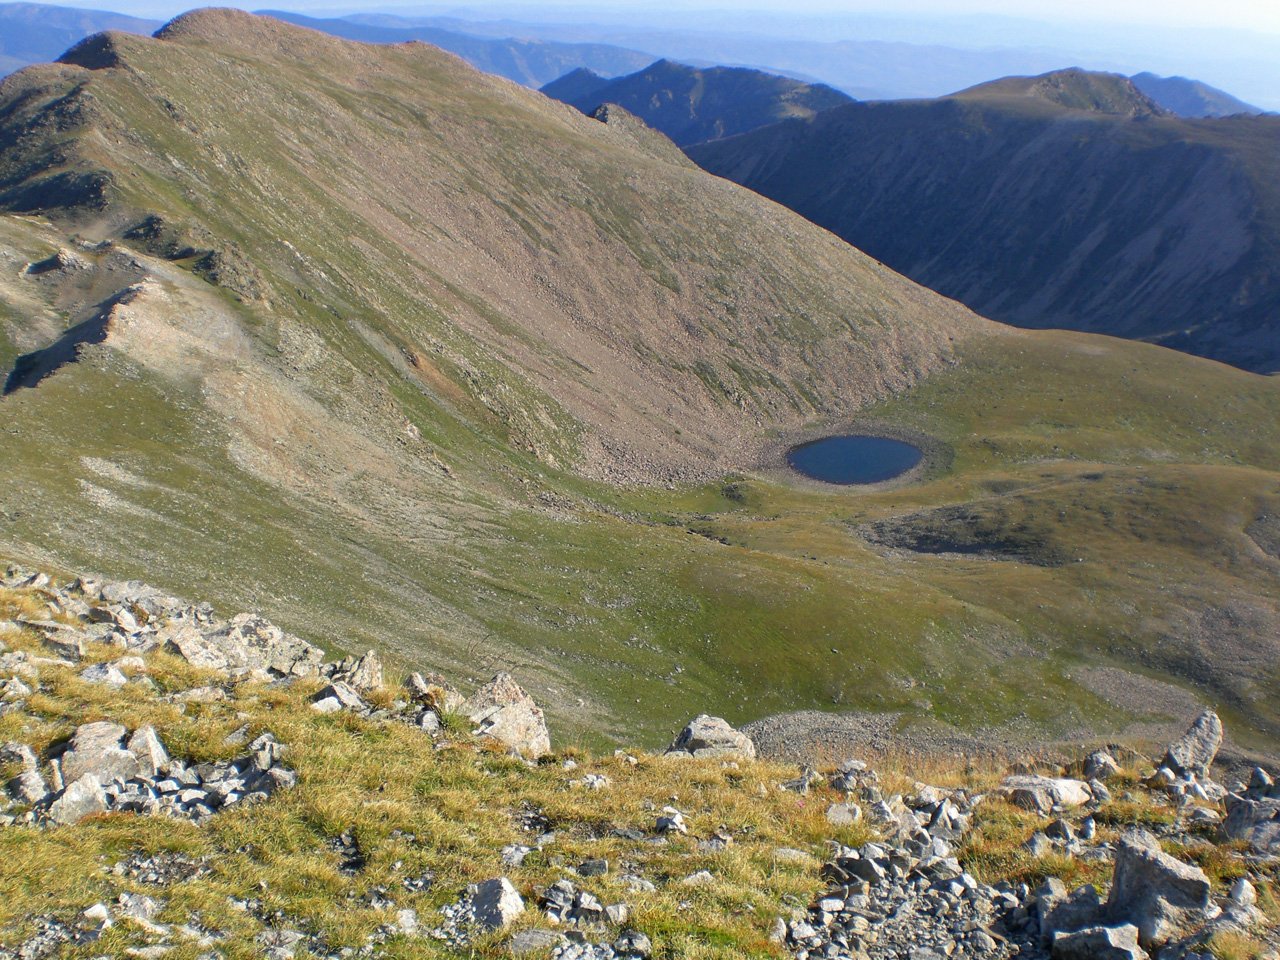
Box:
1000 775 1092 813
1052 924 1148 960
323 650 383 692
1084 750 1121 781
310 681 366 714
1159 709 1222 781
126 726 169 779
47 774 109 824
1105 829 1216 947
470 877 524 930
81 662 128 687
665 714 756 760
1222 792 1280 854
462 673 550 759
60 721 139 785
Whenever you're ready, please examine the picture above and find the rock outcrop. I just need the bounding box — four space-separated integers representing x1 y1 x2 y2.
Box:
12 721 294 826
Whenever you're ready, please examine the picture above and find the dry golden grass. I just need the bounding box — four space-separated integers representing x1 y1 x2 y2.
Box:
2 581 1277 957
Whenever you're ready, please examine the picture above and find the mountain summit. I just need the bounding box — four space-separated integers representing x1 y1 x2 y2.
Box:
542 58 853 146
690 68 1280 371
951 67 1169 117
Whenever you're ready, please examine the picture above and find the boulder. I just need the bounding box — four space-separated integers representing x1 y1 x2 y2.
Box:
310 681 366 714
1052 924 1147 960
47 774 108 824
462 673 550 759
470 877 524 930
59 722 139 785
1222 793 1280 854
1105 829 1216 947
665 715 756 760
1084 750 1120 781
8 768 49 805
81 663 128 687
1159 710 1222 781
999 775 1091 813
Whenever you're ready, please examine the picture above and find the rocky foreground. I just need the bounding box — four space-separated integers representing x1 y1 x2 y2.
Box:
0 565 1278 960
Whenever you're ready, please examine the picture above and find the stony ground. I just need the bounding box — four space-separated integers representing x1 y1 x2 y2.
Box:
1 564 1279 960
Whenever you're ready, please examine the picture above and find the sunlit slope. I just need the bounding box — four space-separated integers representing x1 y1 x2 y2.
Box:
0 12 1278 754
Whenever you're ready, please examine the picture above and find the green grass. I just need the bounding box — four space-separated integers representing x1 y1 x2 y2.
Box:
1 17 1280 758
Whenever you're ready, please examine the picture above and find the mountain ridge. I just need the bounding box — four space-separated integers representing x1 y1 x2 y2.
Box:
3 11 1280 763
541 57 853 146
689 69 1280 371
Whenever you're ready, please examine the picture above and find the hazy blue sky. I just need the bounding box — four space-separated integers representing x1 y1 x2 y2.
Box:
397 0 1280 32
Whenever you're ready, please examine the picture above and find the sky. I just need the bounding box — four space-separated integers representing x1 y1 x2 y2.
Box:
400 0 1280 33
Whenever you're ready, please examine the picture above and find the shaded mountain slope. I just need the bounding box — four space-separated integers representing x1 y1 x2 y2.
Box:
691 69 1280 371
3 14 1280 756
0 2 158 76
258 9 655 87
1131 72 1264 118
541 58 853 146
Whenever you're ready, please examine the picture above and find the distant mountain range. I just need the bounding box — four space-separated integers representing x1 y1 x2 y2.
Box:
0 4 657 87
541 60 852 147
256 11 656 88
690 68 1280 371
1130 72 1263 118
0 2 1268 125
0 2 158 71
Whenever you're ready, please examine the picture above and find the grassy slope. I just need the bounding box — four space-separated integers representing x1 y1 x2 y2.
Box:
0 13 1277 754
1 594 1275 959
688 84 1280 372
